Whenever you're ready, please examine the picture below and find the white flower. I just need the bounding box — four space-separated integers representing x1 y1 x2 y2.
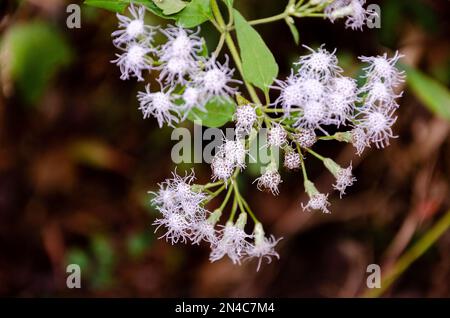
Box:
219 138 247 170
267 124 287 147
359 108 397 148
195 56 240 101
359 51 405 85
190 219 218 245
180 85 207 118
246 223 281 272
361 80 401 109
272 72 303 113
325 91 354 127
302 193 331 213
152 170 206 213
112 42 152 81
159 26 203 61
284 151 301 170
292 129 316 148
295 100 328 129
295 45 341 79
331 76 358 101
153 211 190 245
333 165 356 197
137 84 179 127
351 127 370 155
210 220 252 265
158 56 198 86
255 167 282 195
299 77 326 101
234 104 257 134
211 155 234 182
112 4 154 47
325 0 376 31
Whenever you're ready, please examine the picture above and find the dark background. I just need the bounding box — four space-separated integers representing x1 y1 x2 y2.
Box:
0 0 449 297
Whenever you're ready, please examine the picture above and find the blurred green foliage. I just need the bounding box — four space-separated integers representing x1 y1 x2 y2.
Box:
0 21 73 104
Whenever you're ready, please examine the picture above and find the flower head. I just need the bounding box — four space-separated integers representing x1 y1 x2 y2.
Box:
359 107 397 148
359 51 405 85
159 26 203 61
234 104 257 134
284 151 301 170
112 42 152 81
267 124 287 147
295 45 341 79
255 166 282 195
112 4 154 46
195 56 240 101
137 84 179 127
210 216 252 265
292 129 316 148
246 223 282 271
333 165 356 197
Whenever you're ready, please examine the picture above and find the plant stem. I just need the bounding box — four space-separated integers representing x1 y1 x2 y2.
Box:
363 211 450 298
247 11 289 27
210 0 261 105
306 147 326 161
218 184 233 211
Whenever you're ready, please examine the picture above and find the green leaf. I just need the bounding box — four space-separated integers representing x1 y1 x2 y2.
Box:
233 10 278 92
84 0 129 12
176 0 212 28
187 97 236 127
0 21 73 104
152 0 187 15
286 18 299 45
402 64 450 121
222 0 234 7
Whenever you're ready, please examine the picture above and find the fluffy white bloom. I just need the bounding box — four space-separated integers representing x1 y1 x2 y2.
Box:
158 56 198 86
359 108 397 148
295 100 328 129
190 219 218 245
361 80 402 110
246 223 281 272
255 167 282 195
299 77 326 101
331 76 358 102
112 42 152 81
234 104 257 134
159 26 203 61
267 125 287 147
284 151 301 170
302 193 331 214
219 138 247 169
137 84 179 127
210 220 252 265
272 73 303 113
333 165 356 197
179 85 207 117
359 51 405 85
194 56 240 101
293 129 316 148
325 0 376 31
153 212 190 245
351 127 370 155
295 45 341 79
211 156 234 182
152 171 211 244
112 4 154 47
325 91 354 126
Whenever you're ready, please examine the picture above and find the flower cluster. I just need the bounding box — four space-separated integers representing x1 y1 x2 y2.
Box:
263 45 403 212
111 5 240 127
105 3 405 269
324 0 378 30
152 171 281 269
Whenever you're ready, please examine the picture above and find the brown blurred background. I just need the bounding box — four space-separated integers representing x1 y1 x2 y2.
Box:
0 0 449 297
